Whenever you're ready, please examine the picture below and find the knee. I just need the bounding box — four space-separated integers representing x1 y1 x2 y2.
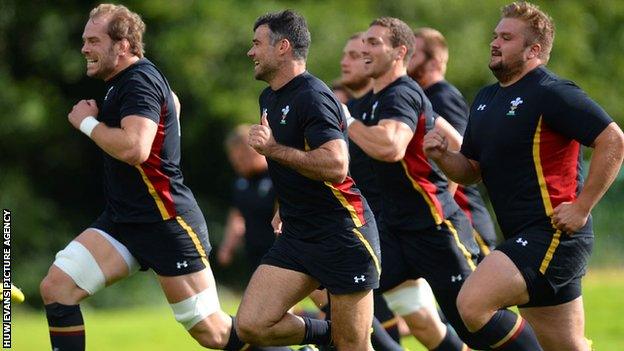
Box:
406 307 439 331
456 288 485 332
189 326 228 349
40 270 80 305
235 314 268 345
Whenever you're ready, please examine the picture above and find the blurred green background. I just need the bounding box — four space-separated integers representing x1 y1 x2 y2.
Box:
1 0 623 349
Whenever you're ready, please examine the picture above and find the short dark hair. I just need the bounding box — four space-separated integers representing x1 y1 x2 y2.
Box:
253 10 311 60
370 17 415 64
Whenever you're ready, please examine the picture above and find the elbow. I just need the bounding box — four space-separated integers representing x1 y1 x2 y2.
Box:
121 147 150 166
325 157 348 183
328 161 348 183
377 147 406 163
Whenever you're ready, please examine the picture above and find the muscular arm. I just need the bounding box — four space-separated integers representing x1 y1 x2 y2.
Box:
249 115 348 183
553 122 624 232
91 115 157 166
423 128 482 185
68 99 157 166
434 117 463 193
348 119 414 162
264 138 349 183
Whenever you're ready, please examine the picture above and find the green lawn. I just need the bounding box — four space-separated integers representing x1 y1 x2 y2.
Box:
8 269 624 350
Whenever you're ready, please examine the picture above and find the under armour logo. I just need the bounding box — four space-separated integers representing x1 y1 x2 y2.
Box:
354 275 366 283
477 104 486 111
516 238 528 246
176 260 188 269
451 274 462 282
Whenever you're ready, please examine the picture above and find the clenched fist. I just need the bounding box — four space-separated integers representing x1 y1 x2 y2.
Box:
423 129 448 161
249 114 276 155
68 99 99 130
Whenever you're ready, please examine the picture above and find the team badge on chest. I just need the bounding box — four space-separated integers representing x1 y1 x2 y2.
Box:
506 97 524 116
280 105 290 125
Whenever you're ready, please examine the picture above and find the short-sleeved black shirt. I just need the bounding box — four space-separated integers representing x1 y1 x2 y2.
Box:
231 171 276 255
461 66 612 237
424 80 492 230
258 72 372 239
346 91 382 216
361 75 460 230
424 80 470 135
99 58 197 223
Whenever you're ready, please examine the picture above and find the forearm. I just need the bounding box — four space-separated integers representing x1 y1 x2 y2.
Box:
348 121 405 162
434 151 481 185
265 142 347 183
91 124 147 165
575 125 624 212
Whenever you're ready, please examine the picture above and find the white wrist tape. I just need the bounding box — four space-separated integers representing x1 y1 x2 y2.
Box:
79 116 100 137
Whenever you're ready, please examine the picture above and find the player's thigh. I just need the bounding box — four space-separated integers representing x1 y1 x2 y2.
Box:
157 265 218 303
47 227 137 298
157 266 229 336
520 296 587 351
237 264 320 325
458 250 529 311
330 289 374 345
74 228 136 283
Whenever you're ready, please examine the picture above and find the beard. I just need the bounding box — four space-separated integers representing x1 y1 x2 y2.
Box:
342 74 370 92
88 46 118 80
254 61 279 83
489 55 525 85
366 56 394 79
407 62 426 84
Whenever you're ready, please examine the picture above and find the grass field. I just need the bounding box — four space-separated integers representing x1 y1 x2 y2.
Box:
7 269 624 350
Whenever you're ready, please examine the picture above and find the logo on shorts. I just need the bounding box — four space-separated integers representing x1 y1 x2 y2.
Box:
176 260 188 269
477 104 487 111
451 274 462 283
506 97 524 116
516 237 528 246
353 275 366 283
280 105 290 125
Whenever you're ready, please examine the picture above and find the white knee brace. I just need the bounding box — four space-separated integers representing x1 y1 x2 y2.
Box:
170 286 221 330
383 281 436 316
53 241 106 295
53 229 139 295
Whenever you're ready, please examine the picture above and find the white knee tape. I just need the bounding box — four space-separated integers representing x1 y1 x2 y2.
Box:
171 286 221 330
91 228 140 274
383 281 436 316
53 241 106 295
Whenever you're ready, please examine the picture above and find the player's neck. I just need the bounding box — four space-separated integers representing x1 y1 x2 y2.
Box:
417 72 444 90
104 56 140 82
350 80 373 98
269 60 306 90
373 64 406 93
498 59 543 87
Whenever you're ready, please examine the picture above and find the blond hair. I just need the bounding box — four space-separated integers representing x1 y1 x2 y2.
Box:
414 27 448 73
89 4 146 58
501 1 554 62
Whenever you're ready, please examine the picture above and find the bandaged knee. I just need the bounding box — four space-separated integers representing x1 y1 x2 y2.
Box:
383 281 435 316
170 286 221 330
53 241 106 295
